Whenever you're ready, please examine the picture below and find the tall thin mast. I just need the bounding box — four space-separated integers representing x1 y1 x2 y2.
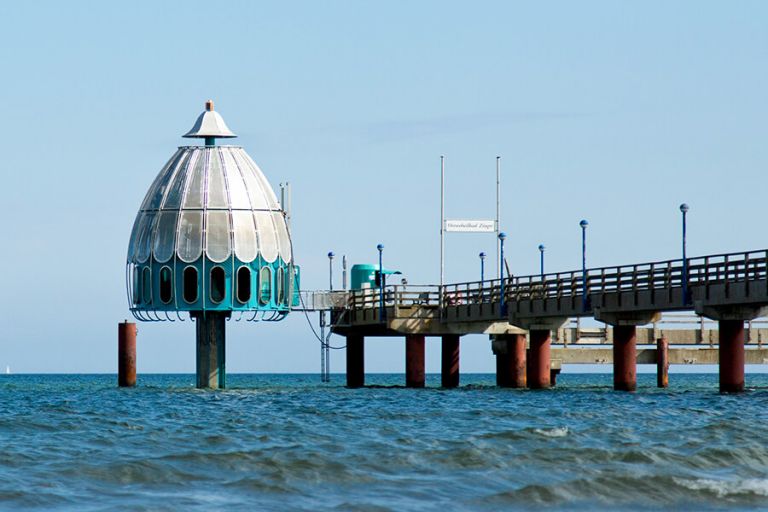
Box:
440 156 445 289
496 156 501 279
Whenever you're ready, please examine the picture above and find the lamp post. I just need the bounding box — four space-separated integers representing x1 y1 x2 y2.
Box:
323 250 335 383
680 203 689 304
580 220 588 312
498 233 507 314
538 244 545 280
479 252 486 283
377 244 384 321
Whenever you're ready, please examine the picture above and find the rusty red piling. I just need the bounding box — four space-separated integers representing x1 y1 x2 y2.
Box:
346 334 365 388
118 321 137 387
509 334 527 388
405 334 426 388
613 325 637 391
441 335 460 388
657 336 669 388
495 334 526 388
719 320 745 393
495 351 509 387
528 330 551 389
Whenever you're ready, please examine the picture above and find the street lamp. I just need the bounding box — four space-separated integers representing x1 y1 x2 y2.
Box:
580 220 589 312
479 252 486 283
538 244 545 279
377 243 384 320
498 233 507 314
324 251 335 383
680 203 689 304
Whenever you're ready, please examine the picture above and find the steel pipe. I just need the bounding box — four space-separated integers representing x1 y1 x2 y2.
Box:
528 330 551 389
118 321 137 387
441 335 460 388
613 325 637 391
657 336 669 388
405 334 426 388
346 334 365 388
719 320 745 393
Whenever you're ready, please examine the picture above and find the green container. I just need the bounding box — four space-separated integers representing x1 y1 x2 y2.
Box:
350 264 401 290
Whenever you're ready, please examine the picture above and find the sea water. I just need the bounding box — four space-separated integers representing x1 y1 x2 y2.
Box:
1 373 767 511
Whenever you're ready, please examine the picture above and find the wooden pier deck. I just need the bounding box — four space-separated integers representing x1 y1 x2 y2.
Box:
315 249 768 391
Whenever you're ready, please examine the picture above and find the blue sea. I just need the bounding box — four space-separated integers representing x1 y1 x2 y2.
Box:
1 373 768 511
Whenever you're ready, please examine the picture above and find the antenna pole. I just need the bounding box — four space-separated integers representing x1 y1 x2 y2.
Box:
496 156 501 279
440 156 445 289
283 182 292 230
342 255 348 290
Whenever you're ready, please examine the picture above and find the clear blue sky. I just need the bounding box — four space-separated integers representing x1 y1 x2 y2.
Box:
1 1 766 373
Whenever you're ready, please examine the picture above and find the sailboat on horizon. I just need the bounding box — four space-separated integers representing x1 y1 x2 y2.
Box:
5 366 9 375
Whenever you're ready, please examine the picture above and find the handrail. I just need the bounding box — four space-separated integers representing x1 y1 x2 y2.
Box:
340 249 768 315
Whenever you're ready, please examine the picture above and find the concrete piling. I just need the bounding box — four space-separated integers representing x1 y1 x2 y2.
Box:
719 320 745 393
405 334 426 388
550 368 561 387
346 334 365 388
657 337 669 388
613 325 637 391
528 330 551 389
441 335 460 388
193 312 227 389
118 321 137 387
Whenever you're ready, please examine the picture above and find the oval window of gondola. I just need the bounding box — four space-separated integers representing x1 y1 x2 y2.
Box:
259 266 272 305
183 266 198 304
276 267 285 305
142 267 152 304
236 266 251 303
210 266 226 304
132 265 141 304
159 266 173 304
285 265 293 305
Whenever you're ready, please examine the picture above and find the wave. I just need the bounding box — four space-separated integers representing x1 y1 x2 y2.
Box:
673 477 768 498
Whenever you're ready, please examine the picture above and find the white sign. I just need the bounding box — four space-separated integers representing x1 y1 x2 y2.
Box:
445 220 496 233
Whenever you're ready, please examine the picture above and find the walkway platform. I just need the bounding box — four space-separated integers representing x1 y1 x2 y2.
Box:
302 249 768 392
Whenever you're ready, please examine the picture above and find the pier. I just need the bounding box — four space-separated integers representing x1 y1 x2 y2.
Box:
316 249 768 392
121 102 767 394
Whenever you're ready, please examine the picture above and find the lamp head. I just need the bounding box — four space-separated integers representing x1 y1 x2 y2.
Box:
479 252 486 260
580 219 589 229
327 251 335 259
498 232 507 242
538 244 545 252
680 203 689 213
376 244 384 252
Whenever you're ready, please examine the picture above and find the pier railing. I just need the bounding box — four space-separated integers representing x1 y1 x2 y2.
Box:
296 290 350 311
341 249 768 320
441 249 768 306
348 285 441 309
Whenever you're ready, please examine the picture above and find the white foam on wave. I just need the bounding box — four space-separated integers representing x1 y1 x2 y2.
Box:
534 426 569 438
674 477 768 497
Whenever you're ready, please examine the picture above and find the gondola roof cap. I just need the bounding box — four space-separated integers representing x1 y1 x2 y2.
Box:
183 100 237 139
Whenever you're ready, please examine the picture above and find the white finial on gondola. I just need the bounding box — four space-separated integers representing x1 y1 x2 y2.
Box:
183 99 237 145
